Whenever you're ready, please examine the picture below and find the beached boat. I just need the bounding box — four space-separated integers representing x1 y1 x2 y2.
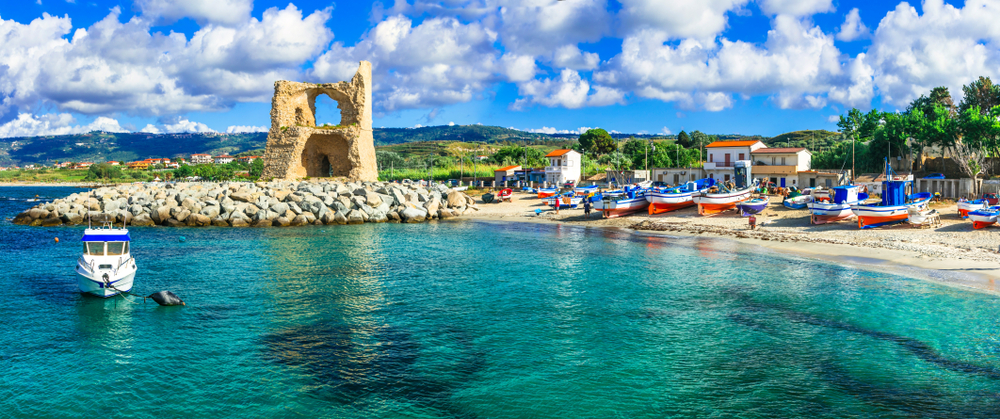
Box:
646 178 716 214
807 184 869 225
595 185 649 218
537 187 558 199
809 187 830 202
497 188 513 202
75 223 137 298
782 194 814 209
693 161 756 216
957 198 987 218
546 193 582 209
574 185 599 196
850 159 931 229
968 207 1000 229
736 197 769 216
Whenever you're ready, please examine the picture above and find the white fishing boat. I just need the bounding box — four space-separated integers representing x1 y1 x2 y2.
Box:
693 161 756 216
595 185 649 218
646 178 716 214
807 184 869 225
75 223 137 297
850 159 931 229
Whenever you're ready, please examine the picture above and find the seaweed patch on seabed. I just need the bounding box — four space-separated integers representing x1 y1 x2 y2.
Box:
723 287 1000 416
261 322 483 418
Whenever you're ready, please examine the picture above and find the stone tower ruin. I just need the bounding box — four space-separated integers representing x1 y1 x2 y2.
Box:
260 61 378 181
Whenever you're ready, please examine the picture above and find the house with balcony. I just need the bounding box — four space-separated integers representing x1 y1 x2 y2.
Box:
703 140 766 182
750 147 810 187
214 155 235 164
190 154 213 164
543 149 581 185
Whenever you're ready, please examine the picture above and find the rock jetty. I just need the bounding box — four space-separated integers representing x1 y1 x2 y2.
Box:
12 180 478 227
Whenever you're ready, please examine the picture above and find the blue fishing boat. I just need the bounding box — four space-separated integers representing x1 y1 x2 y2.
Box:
736 197 769 216
850 159 931 229
807 184 869 224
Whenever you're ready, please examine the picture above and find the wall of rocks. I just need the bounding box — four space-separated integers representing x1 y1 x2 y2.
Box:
12 180 478 227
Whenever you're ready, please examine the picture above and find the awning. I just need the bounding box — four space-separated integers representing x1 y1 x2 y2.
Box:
81 232 130 242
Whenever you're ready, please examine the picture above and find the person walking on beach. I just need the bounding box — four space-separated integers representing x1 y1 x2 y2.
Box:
583 198 592 219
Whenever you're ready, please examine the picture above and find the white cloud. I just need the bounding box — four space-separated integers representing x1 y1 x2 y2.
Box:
513 69 625 109
0 4 332 118
866 0 1000 107
618 0 749 41
836 8 870 42
758 0 834 17
552 45 600 70
226 125 267 133
310 15 499 112
497 0 610 56
0 113 127 138
594 15 873 111
826 115 840 123
134 0 253 26
139 117 216 134
524 126 592 135
500 53 537 82
660 127 672 135
448 121 455 126
139 124 161 134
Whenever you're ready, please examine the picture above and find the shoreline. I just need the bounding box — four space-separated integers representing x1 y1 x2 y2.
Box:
461 193 1000 295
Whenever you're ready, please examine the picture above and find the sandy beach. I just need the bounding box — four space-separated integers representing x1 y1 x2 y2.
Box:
467 191 1000 292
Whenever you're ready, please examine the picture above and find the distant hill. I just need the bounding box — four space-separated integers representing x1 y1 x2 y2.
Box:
0 125 754 166
765 130 841 150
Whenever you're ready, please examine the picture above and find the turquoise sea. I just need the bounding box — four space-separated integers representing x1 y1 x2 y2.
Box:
2 186 1000 418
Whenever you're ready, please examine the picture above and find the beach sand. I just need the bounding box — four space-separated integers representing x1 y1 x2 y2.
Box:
466 192 1000 293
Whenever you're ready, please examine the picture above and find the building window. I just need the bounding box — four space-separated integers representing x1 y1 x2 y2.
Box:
771 157 776 165
724 174 731 182
781 157 786 165
725 153 731 164
739 153 745 160
709 154 714 163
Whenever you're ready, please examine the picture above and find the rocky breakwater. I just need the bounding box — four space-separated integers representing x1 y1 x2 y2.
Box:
11 180 478 227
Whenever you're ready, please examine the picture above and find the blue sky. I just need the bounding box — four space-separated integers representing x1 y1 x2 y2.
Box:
0 0 992 138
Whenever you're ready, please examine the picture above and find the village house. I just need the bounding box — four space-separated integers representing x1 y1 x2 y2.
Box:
237 155 262 164
105 161 120 166
190 154 213 164
544 149 582 185
128 161 150 170
703 140 766 182
73 162 94 169
214 155 235 164
493 165 521 185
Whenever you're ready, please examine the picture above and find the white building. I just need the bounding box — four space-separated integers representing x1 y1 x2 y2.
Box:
213 155 235 164
190 154 213 164
544 149 581 185
703 140 766 182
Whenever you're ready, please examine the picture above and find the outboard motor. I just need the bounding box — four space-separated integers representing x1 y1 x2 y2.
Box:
734 161 752 189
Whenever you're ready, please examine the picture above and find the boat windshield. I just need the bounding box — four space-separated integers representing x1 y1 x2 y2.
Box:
106 242 128 256
84 242 104 256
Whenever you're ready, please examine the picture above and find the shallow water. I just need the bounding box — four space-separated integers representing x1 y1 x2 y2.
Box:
2 186 1000 418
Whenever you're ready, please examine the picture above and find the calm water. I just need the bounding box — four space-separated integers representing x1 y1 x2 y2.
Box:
2 186 1000 418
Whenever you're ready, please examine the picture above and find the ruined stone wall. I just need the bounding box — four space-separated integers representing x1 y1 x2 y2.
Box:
261 61 377 181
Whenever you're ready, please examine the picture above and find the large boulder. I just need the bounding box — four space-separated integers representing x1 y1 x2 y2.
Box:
334 210 348 225
131 213 155 226
230 191 252 202
401 207 426 223
270 202 289 215
447 190 466 208
175 209 192 222
61 212 84 225
274 216 291 227
347 209 365 224
40 216 62 227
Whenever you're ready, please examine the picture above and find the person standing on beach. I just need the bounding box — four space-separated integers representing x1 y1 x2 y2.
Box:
584 198 591 219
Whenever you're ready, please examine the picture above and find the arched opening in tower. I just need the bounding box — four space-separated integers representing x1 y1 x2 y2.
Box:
301 133 352 178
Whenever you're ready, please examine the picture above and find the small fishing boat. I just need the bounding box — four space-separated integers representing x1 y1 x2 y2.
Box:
646 178 716 215
808 187 830 202
850 159 931 229
968 206 1000 229
808 184 869 225
546 193 582 209
693 161 756 216
574 185 599 196
595 185 649 218
736 197 769 216
782 194 814 209
957 198 987 218
75 223 137 298
537 187 558 199
496 188 513 202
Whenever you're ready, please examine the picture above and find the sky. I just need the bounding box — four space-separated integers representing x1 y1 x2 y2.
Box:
0 0 995 138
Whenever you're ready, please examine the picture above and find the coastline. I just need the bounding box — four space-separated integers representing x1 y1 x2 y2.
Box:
463 193 1000 294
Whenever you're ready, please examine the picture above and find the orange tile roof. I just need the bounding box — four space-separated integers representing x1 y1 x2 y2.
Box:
705 140 763 148
545 149 575 157
496 165 521 172
753 147 808 154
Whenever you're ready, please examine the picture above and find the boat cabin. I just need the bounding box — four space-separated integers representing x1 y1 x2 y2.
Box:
81 229 131 258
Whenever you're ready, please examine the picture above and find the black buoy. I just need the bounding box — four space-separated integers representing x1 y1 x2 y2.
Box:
145 291 185 306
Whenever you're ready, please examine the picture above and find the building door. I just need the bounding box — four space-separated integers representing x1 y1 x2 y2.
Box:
810 178 816 187
724 153 731 166
780 177 786 187
673 174 680 184
724 174 731 182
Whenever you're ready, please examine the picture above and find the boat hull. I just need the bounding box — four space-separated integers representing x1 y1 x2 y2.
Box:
957 200 986 218
807 202 856 225
646 191 701 215
968 212 998 229
537 191 557 199
736 199 768 216
851 206 909 229
76 271 135 298
693 189 752 216
595 198 649 218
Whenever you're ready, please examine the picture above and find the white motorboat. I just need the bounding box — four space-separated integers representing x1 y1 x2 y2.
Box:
75 224 137 297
